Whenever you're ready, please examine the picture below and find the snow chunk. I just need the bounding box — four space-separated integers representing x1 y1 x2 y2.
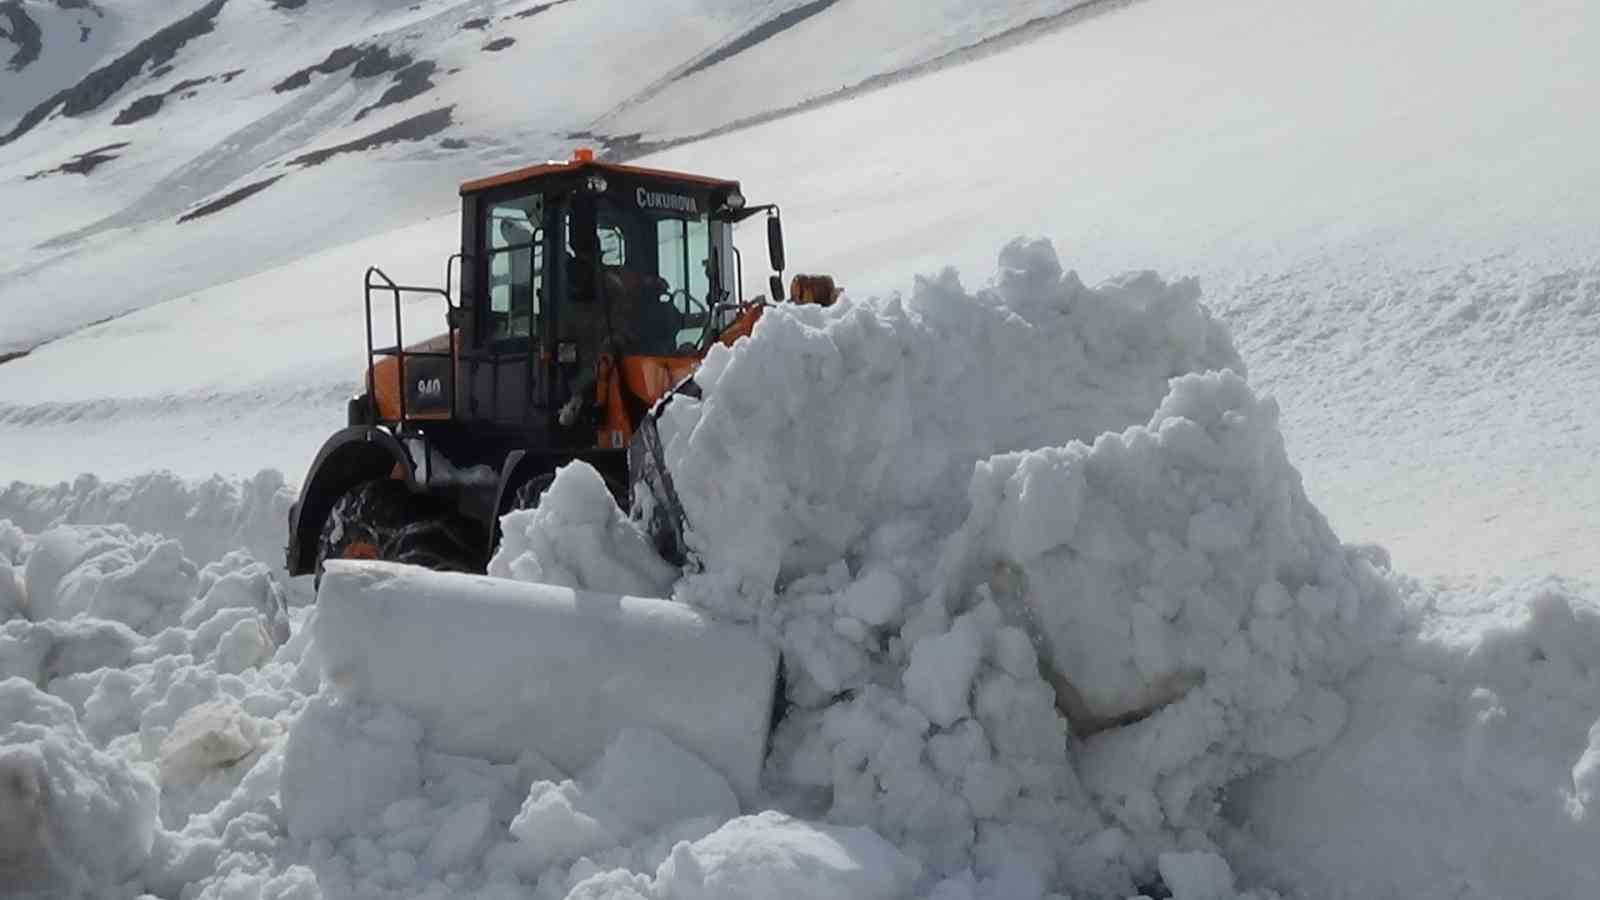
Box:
508 727 738 872
0 677 159 897
280 694 422 841
654 811 921 900
0 617 140 686
1158 851 1236 900
839 567 905 627
928 371 1400 835
425 798 493 872
904 608 987 727
1571 719 1600 822
0 519 23 564
158 699 262 784
489 461 677 597
24 524 196 633
0 557 23 622
186 551 290 646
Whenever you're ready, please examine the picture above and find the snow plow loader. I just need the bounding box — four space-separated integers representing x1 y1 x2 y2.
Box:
286 150 835 797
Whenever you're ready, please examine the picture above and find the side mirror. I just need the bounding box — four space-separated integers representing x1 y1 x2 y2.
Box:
766 215 785 273
769 274 785 302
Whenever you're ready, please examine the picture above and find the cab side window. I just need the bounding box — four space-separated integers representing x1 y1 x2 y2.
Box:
486 195 543 342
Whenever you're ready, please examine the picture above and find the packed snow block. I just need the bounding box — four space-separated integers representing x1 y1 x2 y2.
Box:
488 461 677 598
0 678 159 898
314 560 780 804
653 810 922 900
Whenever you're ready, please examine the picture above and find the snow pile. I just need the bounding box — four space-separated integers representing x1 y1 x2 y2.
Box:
514 238 1380 892
662 238 1241 605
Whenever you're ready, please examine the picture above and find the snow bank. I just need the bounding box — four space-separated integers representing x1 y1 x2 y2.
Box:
0 470 295 569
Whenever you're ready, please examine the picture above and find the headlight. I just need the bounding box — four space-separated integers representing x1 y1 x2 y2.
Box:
722 190 746 211
586 175 608 193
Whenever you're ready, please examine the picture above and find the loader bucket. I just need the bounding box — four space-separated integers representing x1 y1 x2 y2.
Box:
628 387 693 566
313 560 779 804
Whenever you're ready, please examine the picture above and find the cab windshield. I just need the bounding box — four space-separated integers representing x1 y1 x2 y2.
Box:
570 195 718 356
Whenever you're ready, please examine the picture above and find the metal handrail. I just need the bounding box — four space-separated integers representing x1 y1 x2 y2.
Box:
363 262 461 432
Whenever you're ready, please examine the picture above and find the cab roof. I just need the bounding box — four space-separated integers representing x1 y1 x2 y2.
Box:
459 149 739 196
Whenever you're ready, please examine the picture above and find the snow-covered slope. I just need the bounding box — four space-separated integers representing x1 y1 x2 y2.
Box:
0 0 1090 355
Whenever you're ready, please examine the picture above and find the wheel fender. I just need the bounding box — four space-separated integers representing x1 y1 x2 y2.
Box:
286 426 416 575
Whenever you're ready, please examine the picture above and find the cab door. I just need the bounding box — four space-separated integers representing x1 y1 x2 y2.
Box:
466 191 549 424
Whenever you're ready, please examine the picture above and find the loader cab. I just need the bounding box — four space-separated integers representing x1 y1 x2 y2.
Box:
453 152 751 442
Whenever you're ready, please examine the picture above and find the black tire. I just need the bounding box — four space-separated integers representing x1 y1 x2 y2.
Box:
315 480 483 587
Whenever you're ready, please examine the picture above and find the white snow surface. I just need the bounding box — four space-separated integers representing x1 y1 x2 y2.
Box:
2 0 1599 896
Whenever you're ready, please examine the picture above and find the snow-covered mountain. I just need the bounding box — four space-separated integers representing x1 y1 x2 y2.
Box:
0 0 1087 353
1 1 1598 898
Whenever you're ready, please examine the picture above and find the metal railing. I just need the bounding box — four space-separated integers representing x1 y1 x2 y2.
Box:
362 258 462 485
